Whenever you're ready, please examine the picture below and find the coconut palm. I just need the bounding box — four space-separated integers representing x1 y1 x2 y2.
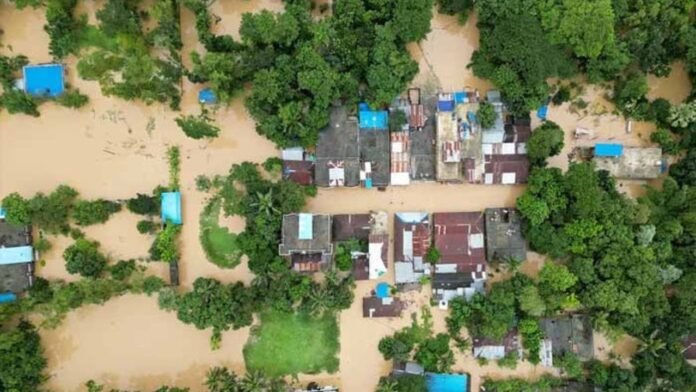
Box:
638 330 667 357
376 377 399 392
205 366 239 392
251 189 278 216
240 371 268 392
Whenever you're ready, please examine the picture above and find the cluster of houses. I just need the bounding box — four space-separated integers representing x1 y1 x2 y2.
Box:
278 208 527 317
281 88 532 188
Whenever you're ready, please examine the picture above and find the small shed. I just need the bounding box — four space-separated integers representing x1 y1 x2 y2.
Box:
161 192 182 225
358 104 389 129
594 143 624 157
426 373 469 392
198 88 217 105
23 64 65 97
376 282 390 299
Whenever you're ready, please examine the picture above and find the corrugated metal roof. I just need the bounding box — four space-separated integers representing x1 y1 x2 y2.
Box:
161 192 182 225
0 246 33 265
298 213 313 240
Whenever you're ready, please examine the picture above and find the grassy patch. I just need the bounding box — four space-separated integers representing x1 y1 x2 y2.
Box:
199 198 242 268
244 311 340 376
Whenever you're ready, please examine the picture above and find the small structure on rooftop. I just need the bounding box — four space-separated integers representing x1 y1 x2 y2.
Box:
0 218 34 297
394 212 431 288
392 361 425 377
279 213 333 273
540 314 594 367
592 144 663 179
21 63 65 97
358 104 390 188
282 147 315 186
472 329 521 360
390 131 411 186
436 93 463 183
316 107 360 187
161 192 182 225
332 212 388 280
425 372 469 392
484 208 526 262
362 282 403 318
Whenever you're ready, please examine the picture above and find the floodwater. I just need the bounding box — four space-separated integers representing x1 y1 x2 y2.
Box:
0 2 692 391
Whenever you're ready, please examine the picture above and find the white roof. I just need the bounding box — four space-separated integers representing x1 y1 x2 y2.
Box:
484 173 494 184
281 147 304 161
474 346 506 360
395 262 417 284
392 141 403 153
541 339 553 367
391 172 410 186
435 264 458 273
502 172 516 184
364 162 372 172
502 143 516 155
469 233 484 249
402 230 413 260
482 143 493 155
517 143 527 154
369 241 387 280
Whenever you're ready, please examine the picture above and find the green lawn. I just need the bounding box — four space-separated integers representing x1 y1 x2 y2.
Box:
199 198 242 268
243 311 340 376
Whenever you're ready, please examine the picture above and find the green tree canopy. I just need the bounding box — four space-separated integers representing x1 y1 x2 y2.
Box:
64 239 108 278
526 121 565 166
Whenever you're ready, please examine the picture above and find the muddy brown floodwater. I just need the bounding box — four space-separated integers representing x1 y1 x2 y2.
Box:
0 3 692 391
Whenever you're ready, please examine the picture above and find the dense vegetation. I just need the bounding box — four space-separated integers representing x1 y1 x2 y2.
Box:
185 0 433 147
0 321 47 391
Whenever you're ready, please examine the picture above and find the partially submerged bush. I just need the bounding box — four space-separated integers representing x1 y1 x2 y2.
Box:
64 238 108 278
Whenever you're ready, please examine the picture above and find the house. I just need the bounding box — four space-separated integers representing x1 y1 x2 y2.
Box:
482 121 531 185
0 218 34 296
393 361 425 376
436 93 462 182
332 214 371 242
432 212 486 275
472 329 521 360
432 273 479 308
358 107 390 188
279 213 333 273
282 148 315 186
425 373 469 392
592 145 663 179
161 192 182 225
484 208 526 262
408 88 426 130
394 212 431 286
198 88 217 105
315 107 360 187
540 314 594 367
391 131 411 186
22 63 65 97
362 282 404 318
332 212 388 280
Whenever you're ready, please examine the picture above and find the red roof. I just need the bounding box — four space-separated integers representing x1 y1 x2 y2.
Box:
409 104 425 129
432 212 486 271
394 213 430 262
283 160 314 185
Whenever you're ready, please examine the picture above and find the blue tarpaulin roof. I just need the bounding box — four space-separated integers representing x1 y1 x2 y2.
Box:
453 91 468 104
0 292 17 304
0 207 5 219
198 88 217 104
376 282 390 298
426 373 469 392
359 107 388 129
23 64 64 97
537 105 548 120
161 192 182 225
0 246 33 265
438 99 454 112
595 143 624 157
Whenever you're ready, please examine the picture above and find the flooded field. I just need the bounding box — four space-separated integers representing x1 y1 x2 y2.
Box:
0 2 692 391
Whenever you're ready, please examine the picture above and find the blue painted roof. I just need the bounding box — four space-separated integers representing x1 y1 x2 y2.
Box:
376 282 390 298
299 213 313 240
426 373 469 392
23 64 65 97
198 88 217 104
595 143 624 157
0 292 17 304
453 91 468 104
537 105 548 120
359 108 388 129
0 207 5 220
438 99 454 112
0 246 33 265
161 192 182 225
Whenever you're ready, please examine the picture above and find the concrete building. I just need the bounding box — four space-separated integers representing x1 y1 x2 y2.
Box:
472 329 521 361
394 212 431 287
279 213 333 273
0 218 34 296
484 208 527 262
592 144 663 179
316 107 360 187
540 314 595 367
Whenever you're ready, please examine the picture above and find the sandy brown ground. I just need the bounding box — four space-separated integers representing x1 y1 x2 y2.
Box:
0 3 691 391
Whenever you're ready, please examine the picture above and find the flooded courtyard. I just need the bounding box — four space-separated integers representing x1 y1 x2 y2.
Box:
0 2 692 392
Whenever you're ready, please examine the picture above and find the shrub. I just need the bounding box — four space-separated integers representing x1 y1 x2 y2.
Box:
1 193 31 225
34 237 52 253
175 113 220 139
153 224 180 263
110 259 136 280
552 85 571 105
127 193 159 215
64 239 108 278
477 101 496 129
425 246 441 264
136 219 157 234
56 90 89 108
497 351 519 369
195 175 212 192
72 199 121 226
1 89 39 116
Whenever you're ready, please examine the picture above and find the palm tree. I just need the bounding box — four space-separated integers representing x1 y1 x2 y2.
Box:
376 377 399 392
638 330 667 357
240 371 268 392
251 190 278 216
205 366 239 392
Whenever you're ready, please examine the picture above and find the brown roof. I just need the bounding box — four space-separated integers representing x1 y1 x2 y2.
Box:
283 160 314 185
483 154 530 184
394 213 430 263
332 214 371 242
352 256 369 280
291 253 325 273
409 104 426 129
473 328 519 353
362 296 404 318
432 212 486 271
